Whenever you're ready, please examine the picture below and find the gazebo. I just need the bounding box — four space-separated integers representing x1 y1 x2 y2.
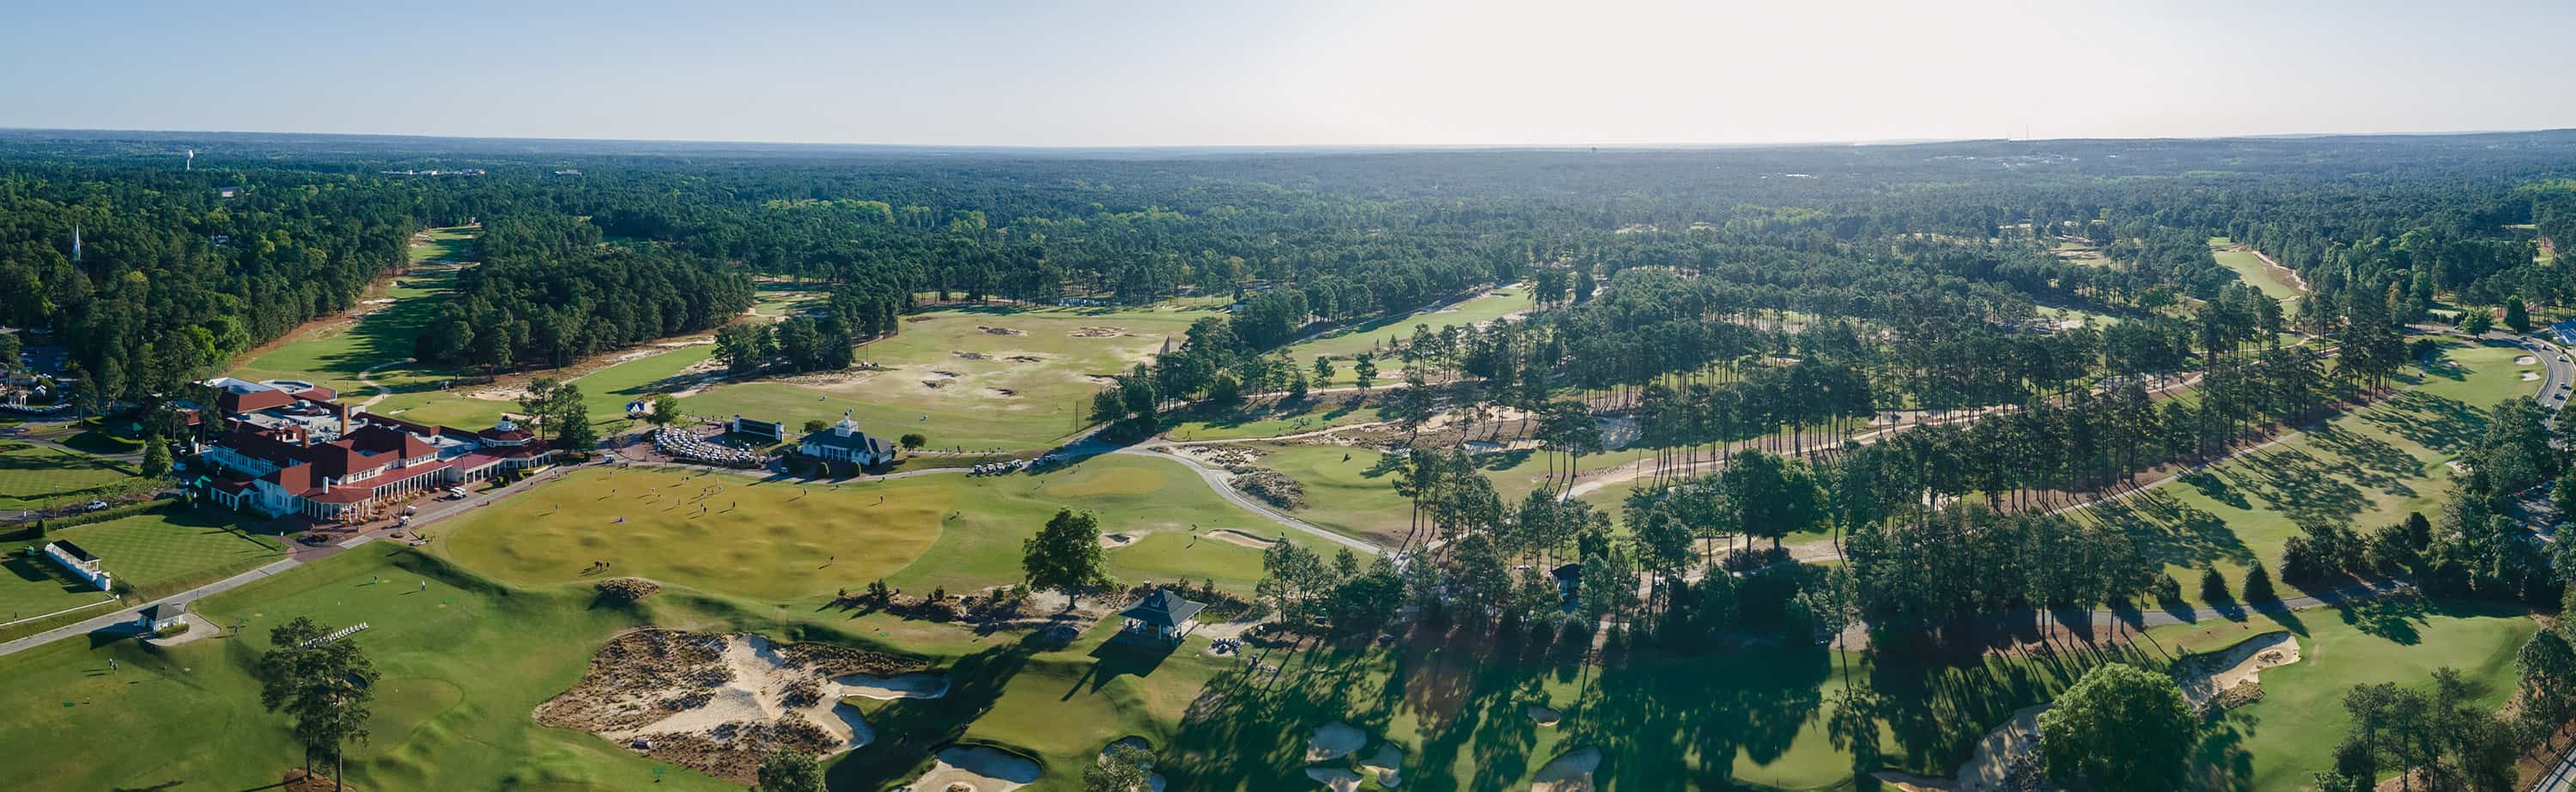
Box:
1118 587 1206 643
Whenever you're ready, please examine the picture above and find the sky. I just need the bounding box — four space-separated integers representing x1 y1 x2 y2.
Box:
2 0 2569 147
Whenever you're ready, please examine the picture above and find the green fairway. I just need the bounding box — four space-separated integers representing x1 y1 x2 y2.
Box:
228 253 467 397
1236 441 1621 546
1161 393 1389 442
369 343 719 431
2209 237 2305 302
680 302 1222 451
2082 340 2535 604
2170 601 2534 790
0 441 140 512
434 454 1340 605
1282 288 1536 384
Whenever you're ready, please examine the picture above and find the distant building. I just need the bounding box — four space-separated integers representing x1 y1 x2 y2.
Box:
729 415 785 443
43 540 111 591
797 411 891 466
552 168 583 177
217 186 242 198
1118 587 1205 643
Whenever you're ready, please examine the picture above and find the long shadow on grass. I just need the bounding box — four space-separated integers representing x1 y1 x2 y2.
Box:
823 636 1044 791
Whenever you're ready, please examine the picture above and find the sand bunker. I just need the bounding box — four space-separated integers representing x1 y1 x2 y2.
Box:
1307 721 1367 762
534 630 932 783
978 326 1028 336
1878 705 2044 791
908 745 1043 792
2519 356 2539 365
1531 747 1601 792
2175 631 2301 710
2524 371 2543 381
1072 326 1127 338
1006 355 1045 363
1527 704 1562 727
1360 743 1404 787
1305 767 1363 792
956 350 993 360
839 671 951 701
1100 531 1147 549
1210 528 1281 549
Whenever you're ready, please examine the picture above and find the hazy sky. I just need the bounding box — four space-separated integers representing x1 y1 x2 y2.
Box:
4 0 2568 146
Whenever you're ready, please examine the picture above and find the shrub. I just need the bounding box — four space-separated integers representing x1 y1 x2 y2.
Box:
2199 565 2230 602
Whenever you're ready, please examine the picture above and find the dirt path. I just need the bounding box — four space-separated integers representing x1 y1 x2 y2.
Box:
353 357 411 410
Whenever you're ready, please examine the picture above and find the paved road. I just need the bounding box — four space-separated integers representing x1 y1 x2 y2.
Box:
0 555 308 657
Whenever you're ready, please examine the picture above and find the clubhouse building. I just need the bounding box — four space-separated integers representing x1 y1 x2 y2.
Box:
196 378 555 521
797 411 894 466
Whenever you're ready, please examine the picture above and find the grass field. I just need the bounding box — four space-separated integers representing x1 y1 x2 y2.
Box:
2084 340 2534 605
432 454 1342 605
0 507 282 631
0 441 139 512
2169 600 2534 790
680 302 1223 451
0 544 744 792
2209 237 2305 302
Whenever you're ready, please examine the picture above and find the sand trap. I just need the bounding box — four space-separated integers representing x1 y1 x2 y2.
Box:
2519 356 2538 365
1526 704 1561 727
1210 529 1281 549
1307 721 1367 762
1360 743 1404 787
2175 631 2301 710
1100 531 1147 549
1531 747 1601 792
909 745 1043 792
1305 767 1363 792
2524 371 2543 381
1877 704 2043 791
837 671 951 700
1072 326 1127 338
534 630 936 783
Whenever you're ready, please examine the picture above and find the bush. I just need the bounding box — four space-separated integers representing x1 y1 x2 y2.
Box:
2199 565 2230 602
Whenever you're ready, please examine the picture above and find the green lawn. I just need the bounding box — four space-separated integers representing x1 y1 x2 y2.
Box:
2209 237 2305 302
681 302 1224 452
2082 340 2534 605
433 454 1341 606
0 441 139 512
2169 600 2534 790
6 508 288 599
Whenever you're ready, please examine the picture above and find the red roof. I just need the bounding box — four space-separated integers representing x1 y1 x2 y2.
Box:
217 388 294 414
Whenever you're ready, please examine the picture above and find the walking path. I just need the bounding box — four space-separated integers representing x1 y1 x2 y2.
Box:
352 357 413 410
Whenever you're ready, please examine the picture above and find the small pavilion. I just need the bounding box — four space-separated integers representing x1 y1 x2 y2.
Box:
1117 587 1206 643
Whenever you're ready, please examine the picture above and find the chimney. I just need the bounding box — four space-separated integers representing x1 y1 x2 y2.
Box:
337 405 349 437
